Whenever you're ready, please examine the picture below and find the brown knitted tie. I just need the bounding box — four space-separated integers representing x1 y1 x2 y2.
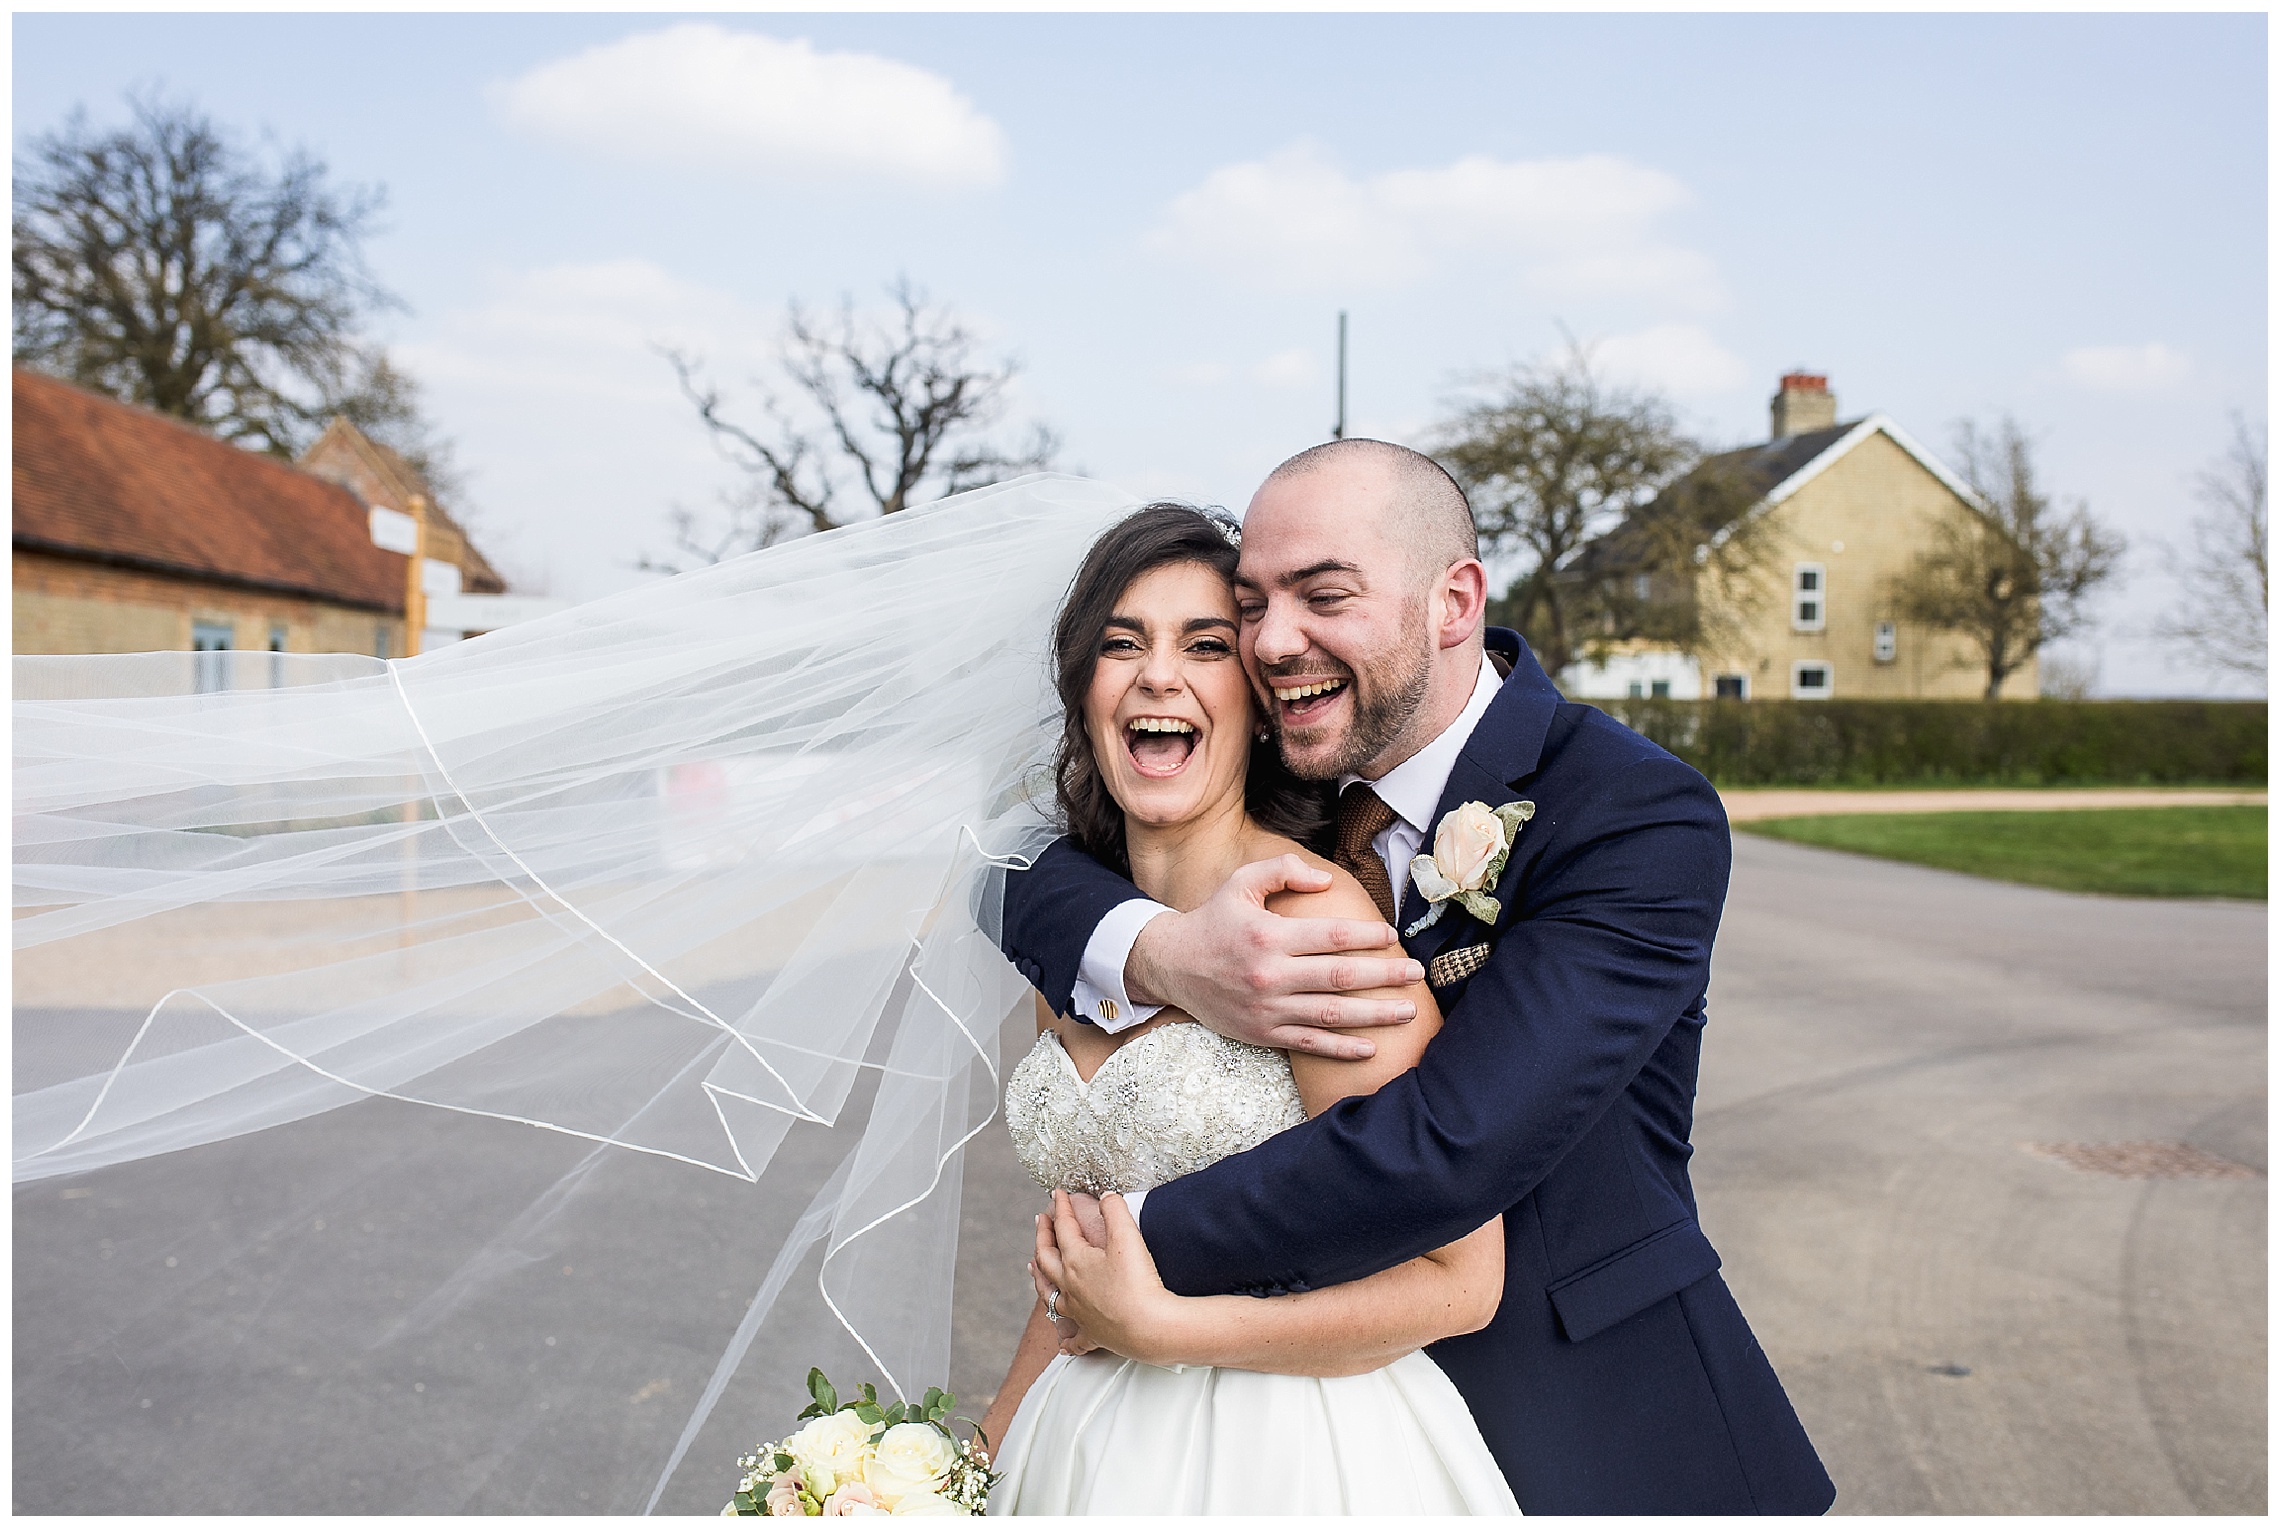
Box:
1333 784 1402 927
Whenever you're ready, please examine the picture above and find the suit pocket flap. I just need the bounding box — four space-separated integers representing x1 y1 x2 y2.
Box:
1546 1219 1722 1343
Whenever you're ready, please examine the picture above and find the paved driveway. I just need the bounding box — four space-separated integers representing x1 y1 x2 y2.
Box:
14 835 2265 1512
1699 834 2266 1513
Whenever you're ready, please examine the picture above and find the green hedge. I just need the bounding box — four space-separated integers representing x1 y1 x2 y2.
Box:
1599 698 2269 787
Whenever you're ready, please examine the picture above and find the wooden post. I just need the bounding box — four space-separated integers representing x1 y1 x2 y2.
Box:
404 494 429 658
400 493 430 952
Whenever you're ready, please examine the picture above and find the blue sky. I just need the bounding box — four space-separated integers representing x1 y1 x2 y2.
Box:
13 12 2267 694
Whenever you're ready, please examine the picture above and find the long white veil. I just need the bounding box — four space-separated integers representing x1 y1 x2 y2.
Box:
14 474 1141 1511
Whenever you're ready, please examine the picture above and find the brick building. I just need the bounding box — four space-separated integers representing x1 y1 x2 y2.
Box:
12 368 502 668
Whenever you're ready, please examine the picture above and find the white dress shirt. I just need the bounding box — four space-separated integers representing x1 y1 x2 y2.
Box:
1070 654 1505 1032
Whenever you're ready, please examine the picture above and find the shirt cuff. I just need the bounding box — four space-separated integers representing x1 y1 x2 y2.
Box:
1118 1187 1149 1230
1070 898 1170 1033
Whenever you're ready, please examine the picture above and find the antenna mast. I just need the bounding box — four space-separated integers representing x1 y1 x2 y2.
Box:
1333 311 1348 439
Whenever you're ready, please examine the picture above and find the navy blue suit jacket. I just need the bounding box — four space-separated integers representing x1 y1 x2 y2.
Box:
997 630 1834 1514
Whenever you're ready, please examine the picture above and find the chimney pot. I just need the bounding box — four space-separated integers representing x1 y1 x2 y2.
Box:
1771 372 1837 439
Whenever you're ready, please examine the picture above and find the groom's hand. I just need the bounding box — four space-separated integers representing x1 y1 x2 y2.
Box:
1126 855 1421 1060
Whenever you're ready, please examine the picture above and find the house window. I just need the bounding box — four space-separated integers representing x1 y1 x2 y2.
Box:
268 622 289 686
1714 674 1748 699
1873 620 1898 664
375 624 392 660
1791 563 1826 631
191 619 232 694
1631 573 1652 602
1791 661 1833 699
1627 680 1645 698
1650 679 1671 698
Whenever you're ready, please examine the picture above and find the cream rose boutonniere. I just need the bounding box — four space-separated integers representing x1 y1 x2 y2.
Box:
1405 799 1535 936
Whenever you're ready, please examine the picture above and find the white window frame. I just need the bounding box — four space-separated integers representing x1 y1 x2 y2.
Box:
191 619 232 694
1713 673 1750 700
1790 661 1833 699
1873 619 1898 664
1792 562 1827 632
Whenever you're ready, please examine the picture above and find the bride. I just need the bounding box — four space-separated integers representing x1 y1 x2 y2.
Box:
13 479 1502 1512
975 503 1518 1515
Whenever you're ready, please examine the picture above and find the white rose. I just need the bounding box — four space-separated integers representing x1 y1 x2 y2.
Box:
888 1488 962 1516
788 1410 877 1499
1433 800 1507 892
863 1423 956 1506
1409 852 1459 904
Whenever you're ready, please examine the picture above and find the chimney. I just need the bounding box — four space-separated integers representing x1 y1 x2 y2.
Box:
1770 372 1836 440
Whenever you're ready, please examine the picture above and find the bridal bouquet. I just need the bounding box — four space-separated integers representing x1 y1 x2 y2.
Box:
725 1369 997 1516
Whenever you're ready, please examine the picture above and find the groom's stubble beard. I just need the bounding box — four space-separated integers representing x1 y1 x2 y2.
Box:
1268 599 1436 782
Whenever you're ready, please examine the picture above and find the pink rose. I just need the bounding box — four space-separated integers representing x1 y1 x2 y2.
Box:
823 1482 888 1516
766 1476 807 1517
1432 800 1506 892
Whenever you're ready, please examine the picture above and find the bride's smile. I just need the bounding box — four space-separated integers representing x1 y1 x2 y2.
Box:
1082 560 1255 834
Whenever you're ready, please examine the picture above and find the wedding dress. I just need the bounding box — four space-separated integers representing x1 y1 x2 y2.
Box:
989 1023 1521 1515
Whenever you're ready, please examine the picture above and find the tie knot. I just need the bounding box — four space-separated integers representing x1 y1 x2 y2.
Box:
1335 784 1400 863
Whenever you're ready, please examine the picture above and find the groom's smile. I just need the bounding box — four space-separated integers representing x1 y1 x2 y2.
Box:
1269 672 1350 728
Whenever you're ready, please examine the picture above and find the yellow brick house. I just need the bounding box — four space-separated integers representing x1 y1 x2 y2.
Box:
1561 373 2035 702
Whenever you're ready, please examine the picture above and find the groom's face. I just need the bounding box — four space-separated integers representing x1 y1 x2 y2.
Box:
1234 464 1434 782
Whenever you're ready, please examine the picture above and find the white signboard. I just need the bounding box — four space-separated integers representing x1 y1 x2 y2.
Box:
368 505 418 555
421 558 463 598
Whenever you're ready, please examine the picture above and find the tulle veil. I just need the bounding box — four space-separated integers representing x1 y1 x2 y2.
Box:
14 474 1143 1510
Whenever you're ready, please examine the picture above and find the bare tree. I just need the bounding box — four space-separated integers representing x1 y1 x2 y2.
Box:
2155 415 2267 685
1435 344 1709 676
646 279 1058 571
1562 453 1791 669
1887 416 2125 699
12 92 421 460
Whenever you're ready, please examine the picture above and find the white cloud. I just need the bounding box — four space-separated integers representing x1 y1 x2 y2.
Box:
1147 142 1717 306
489 23 1007 188
2059 342 2191 392
1250 349 1317 389
1162 349 1320 391
1589 324 1749 399
396 258 772 404
1166 361 1233 388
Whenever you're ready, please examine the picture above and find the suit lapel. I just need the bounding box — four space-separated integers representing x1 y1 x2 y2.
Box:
1400 629 1562 965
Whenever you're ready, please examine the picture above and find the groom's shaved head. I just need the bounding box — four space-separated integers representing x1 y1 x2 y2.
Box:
1261 438 1478 583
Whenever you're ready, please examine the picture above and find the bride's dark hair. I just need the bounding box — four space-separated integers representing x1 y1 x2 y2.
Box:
1051 502 1330 877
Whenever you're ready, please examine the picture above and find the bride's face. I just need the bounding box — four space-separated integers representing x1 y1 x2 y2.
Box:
1082 560 1256 831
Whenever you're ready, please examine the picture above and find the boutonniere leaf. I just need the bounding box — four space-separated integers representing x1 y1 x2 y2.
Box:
1405 800 1535 936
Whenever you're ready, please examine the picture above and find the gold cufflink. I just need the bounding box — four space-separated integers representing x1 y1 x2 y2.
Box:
1099 999 1118 1021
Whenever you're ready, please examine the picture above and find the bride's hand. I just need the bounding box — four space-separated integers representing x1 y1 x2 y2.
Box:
1033 1190 1181 1363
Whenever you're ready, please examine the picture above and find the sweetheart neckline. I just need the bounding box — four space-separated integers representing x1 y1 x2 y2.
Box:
1043 1022 1197 1093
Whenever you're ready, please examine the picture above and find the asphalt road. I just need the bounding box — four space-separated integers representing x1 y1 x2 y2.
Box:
14 834 2266 1513
1698 834 2266 1514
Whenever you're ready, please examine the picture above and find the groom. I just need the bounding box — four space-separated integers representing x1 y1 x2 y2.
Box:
998 439 1834 1514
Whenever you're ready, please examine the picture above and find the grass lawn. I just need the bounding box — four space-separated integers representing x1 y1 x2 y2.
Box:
1738 806 2268 900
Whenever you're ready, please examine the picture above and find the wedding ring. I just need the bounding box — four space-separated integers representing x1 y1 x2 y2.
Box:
1044 1290 1061 1323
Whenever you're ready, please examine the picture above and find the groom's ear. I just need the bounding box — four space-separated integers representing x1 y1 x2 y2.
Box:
1435 559 1490 651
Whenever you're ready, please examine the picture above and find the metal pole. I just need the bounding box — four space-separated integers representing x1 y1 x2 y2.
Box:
1333 311 1348 440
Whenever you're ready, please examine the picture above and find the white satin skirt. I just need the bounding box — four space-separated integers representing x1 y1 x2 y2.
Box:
986 1350 1521 1515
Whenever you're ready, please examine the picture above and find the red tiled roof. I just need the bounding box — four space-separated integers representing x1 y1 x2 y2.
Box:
13 367 405 612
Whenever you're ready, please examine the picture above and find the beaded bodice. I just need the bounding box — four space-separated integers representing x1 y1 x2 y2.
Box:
1003 1023 1306 1196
